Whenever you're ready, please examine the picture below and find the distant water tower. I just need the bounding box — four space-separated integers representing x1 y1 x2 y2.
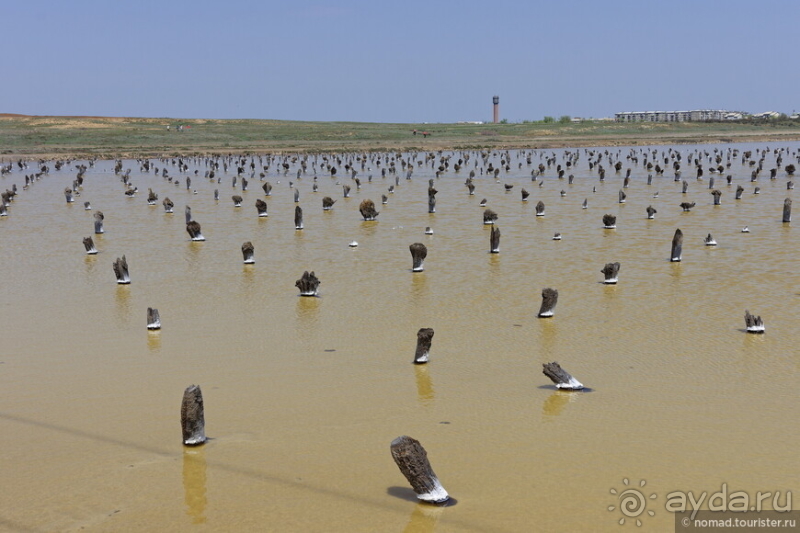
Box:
493 96 500 124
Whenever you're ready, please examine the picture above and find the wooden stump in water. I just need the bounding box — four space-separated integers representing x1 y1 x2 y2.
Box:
535 201 545 216
186 220 205 241
294 189 300 203
84 201 91 211
542 362 584 390
64 188 73 203
294 205 304 230
94 211 104 234
112 255 130 284
538 288 558 318
262 182 272 196
744 310 765 334
601 262 620 284
181 385 206 446
783 198 791 223
83 236 97 255
322 196 335 210
489 225 500 253
483 208 497 224
295 271 320 296
682 180 689 194
646 205 657 219
185 205 193 224
163 197 174 213
711 190 721 205
255 199 268 217
618 190 626 203
232 195 243 207
343 185 351 198
147 189 158 205
735 185 744 200
414 328 434 364
390 436 449 504
602 214 616 229
147 307 161 330
359 199 379 221
410 242 427 272
242 241 255 264
670 229 683 262
521 188 529 201
704 233 717 246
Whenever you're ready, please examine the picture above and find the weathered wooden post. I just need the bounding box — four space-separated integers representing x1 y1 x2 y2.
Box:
94 211 104 234
390 436 449 504
602 214 616 229
147 189 158 205
582 198 588 209
295 271 320 296
294 189 300 203
112 255 130 284
343 185 351 198
744 310 765 334
381 194 388 205
295 205 304 230
483 209 497 224
359 199 379 221
601 262 620 284
147 307 161 330
618 190 626 203
428 186 437 214
83 236 97 255
414 328 434 364
65 188 74 203
521 188 529 201
735 185 744 200
670 229 683 262
262 182 272 196
214 189 219 201
537 288 558 318
163 197 174 213
682 180 689 194
242 241 255 264
186 220 205 241
185 205 193 224
535 201 545 217
408 242 428 272
646 205 657 219
255 199 268 217
489 226 500 254
704 233 717 246
181 385 206 446
232 195 243 207
84 201 92 211
783 198 791 223
542 362 584 390
322 196 335 210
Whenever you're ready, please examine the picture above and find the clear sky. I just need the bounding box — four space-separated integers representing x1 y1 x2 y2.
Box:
3 0 797 123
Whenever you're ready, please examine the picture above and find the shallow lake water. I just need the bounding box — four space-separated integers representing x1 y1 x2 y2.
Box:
0 143 798 532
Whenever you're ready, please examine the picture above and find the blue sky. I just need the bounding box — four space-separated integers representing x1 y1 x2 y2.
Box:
3 0 797 122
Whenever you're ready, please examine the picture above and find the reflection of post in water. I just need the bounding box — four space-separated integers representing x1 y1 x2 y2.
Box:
295 292 320 327
182 448 208 524
537 317 557 360
403 502 445 533
147 331 161 352
414 365 435 404
114 285 131 324
542 390 580 418
410 272 428 302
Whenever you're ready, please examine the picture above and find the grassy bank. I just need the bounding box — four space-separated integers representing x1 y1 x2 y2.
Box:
2 114 800 159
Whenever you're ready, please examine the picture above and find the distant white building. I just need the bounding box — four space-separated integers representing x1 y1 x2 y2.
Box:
615 110 731 123
752 111 781 119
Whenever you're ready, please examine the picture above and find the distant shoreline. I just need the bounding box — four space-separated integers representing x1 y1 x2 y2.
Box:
2 114 800 160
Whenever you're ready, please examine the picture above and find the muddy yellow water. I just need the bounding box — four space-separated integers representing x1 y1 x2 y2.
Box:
1 145 798 532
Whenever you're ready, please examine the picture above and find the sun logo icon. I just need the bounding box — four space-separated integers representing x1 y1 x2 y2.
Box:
608 478 657 526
